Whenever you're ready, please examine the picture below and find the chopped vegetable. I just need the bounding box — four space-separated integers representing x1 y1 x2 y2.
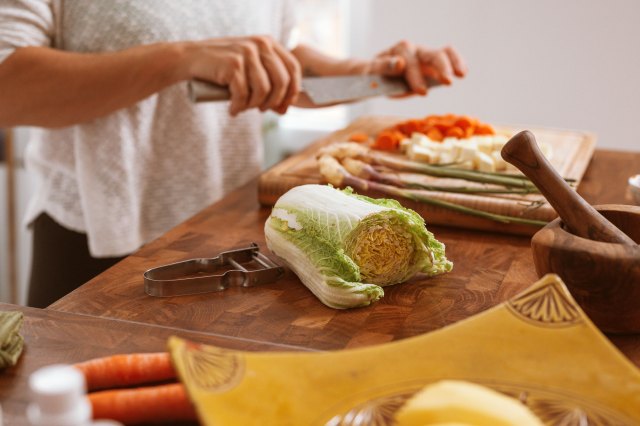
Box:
264 184 452 309
383 114 496 144
372 129 405 150
74 352 175 391
347 132 370 143
89 383 196 424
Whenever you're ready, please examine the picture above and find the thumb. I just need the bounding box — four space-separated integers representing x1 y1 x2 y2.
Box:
367 55 406 76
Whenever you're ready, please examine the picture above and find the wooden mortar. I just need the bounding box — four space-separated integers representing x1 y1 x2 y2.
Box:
531 204 640 333
501 131 640 333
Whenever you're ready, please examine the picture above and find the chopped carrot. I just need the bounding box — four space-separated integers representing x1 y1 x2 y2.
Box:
347 132 370 143
372 114 495 150
445 126 465 138
89 383 197 425
475 123 495 135
464 125 475 138
75 352 175 391
426 128 444 142
373 129 405 150
454 115 476 130
395 119 422 135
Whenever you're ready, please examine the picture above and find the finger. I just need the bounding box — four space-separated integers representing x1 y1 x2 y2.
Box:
256 40 290 111
238 42 271 110
444 45 467 77
367 55 406 76
260 54 289 111
417 48 454 85
272 42 301 114
228 58 249 116
393 41 426 95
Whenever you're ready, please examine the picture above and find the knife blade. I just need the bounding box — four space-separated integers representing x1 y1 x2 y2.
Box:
188 75 441 105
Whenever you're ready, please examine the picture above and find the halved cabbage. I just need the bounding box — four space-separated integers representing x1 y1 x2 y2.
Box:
264 184 452 308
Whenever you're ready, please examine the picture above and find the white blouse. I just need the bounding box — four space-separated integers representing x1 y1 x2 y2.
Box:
0 0 295 257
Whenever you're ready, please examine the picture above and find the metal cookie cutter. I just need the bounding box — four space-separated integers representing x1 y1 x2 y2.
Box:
144 243 284 297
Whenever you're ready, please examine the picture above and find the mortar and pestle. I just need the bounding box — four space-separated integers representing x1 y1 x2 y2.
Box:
501 131 640 334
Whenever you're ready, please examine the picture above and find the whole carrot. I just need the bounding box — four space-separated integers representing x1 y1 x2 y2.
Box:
89 382 197 425
75 352 176 390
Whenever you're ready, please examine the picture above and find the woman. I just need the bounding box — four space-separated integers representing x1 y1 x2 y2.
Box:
0 0 466 307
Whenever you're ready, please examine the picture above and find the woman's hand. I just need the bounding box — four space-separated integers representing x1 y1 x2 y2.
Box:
291 41 466 105
183 36 302 116
369 41 467 95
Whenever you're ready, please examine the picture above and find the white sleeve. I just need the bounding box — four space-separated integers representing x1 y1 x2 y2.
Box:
0 0 54 64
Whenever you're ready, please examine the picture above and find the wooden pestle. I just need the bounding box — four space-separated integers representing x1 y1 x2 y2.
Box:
501 130 636 245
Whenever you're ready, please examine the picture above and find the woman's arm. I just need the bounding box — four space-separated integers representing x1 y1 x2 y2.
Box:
0 35 301 128
0 44 187 128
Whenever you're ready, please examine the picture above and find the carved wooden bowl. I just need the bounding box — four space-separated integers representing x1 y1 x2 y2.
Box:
531 204 640 334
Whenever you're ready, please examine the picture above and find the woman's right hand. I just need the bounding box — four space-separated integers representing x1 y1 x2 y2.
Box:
182 36 302 116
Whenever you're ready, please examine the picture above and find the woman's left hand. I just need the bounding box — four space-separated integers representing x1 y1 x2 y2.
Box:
367 41 467 95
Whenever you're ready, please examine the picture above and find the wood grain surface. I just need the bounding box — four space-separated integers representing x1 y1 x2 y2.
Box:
49 150 640 368
258 116 596 236
0 303 310 426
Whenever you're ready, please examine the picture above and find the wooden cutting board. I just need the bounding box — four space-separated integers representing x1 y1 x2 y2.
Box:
258 116 596 236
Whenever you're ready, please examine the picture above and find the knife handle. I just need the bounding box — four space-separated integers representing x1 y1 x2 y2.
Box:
188 80 230 102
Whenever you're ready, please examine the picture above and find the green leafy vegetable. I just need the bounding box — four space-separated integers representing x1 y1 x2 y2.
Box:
264 184 452 309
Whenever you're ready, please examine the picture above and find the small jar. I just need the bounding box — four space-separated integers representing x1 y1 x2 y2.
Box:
27 364 91 426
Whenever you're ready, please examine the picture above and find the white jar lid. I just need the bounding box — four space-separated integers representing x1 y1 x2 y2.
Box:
27 364 91 426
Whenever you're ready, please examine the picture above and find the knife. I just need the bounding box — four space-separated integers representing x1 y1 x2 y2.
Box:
188 75 441 105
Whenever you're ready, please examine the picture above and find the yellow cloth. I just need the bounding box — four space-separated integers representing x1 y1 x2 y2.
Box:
0 311 24 369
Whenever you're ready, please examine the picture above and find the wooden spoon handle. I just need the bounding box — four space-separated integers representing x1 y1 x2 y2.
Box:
501 130 635 245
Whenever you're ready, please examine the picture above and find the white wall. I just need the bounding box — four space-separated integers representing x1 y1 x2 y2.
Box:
349 0 640 151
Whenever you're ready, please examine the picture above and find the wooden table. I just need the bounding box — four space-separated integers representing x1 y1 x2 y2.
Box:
0 303 310 426
47 150 640 363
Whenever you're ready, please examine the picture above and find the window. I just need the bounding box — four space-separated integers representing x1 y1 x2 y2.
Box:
263 0 351 168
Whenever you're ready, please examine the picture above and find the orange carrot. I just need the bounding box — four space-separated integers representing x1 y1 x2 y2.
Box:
373 113 495 149
426 127 444 142
445 126 465 138
373 129 404 150
347 132 370 143
454 115 476 130
89 383 197 425
75 352 176 391
395 119 422 135
474 122 495 135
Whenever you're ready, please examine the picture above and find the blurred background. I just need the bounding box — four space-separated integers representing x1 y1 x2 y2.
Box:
2 0 640 303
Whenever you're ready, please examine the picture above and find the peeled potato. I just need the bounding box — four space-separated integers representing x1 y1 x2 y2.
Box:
394 380 543 426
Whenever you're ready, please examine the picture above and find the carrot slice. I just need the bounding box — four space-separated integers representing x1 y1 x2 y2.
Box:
445 127 465 138
347 132 370 143
373 129 404 150
426 128 444 142
475 123 496 135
